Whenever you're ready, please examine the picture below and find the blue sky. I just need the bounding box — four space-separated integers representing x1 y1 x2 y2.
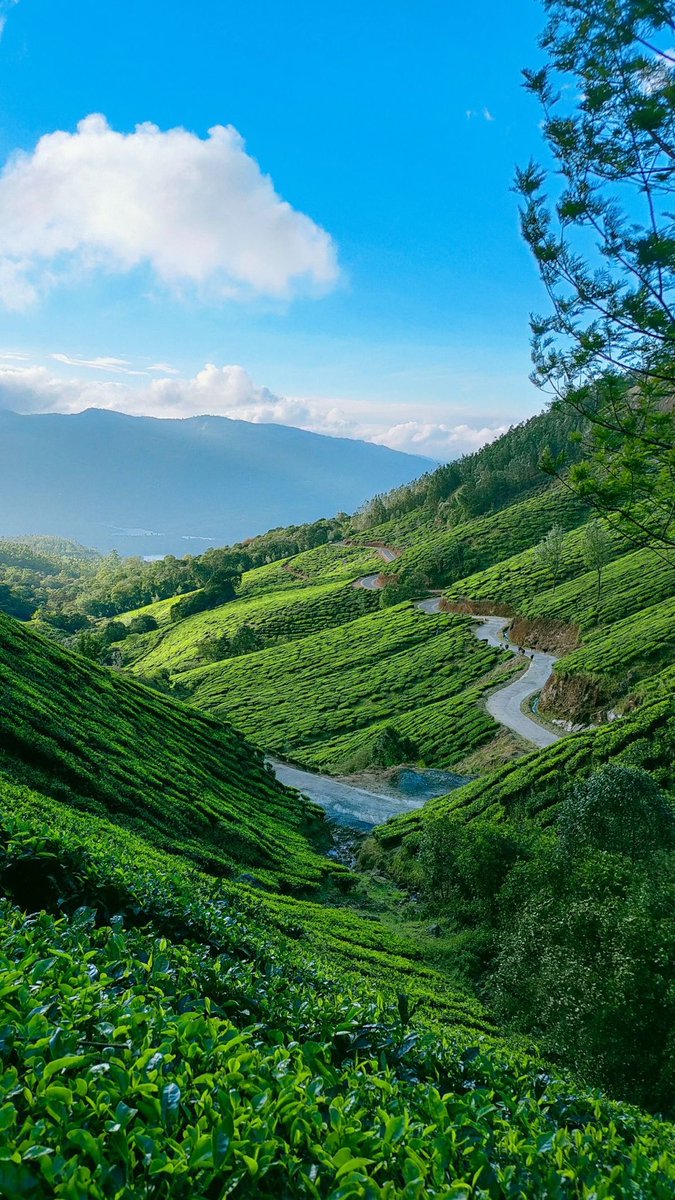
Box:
0 0 550 459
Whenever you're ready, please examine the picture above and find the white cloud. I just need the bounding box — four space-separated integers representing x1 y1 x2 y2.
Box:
148 362 180 375
371 420 506 460
51 352 149 376
0 360 506 461
0 115 339 308
0 2 19 40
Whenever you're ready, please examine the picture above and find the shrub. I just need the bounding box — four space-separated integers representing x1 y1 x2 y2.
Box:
102 619 128 644
370 726 418 768
128 613 158 634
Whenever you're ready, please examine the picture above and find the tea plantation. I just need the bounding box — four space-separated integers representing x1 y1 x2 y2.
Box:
0 712 674 1196
2 402 675 1192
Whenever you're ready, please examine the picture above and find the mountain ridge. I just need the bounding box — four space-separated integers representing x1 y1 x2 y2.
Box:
0 406 435 556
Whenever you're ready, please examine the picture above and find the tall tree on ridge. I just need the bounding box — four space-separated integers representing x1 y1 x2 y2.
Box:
517 0 675 555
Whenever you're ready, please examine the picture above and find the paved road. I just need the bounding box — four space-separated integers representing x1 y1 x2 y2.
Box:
356 549 562 750
270 759 425 830
353 544 400 589
472 616 560 748
372 546 399 563
354 572 384 590
416 596 443 614
415 603 561 749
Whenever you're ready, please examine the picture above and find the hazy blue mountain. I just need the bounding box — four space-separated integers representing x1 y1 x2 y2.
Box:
0 408 434 556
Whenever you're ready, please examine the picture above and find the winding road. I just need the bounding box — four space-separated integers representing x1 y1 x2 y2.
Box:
271 546 561 830
354 547 562 750
419 603 561 749
352 544 400 590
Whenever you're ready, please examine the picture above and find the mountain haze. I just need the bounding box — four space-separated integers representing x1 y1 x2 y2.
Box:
0 407 434 555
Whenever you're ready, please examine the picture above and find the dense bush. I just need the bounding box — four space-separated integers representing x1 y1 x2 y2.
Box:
406 766 675 1114
558 766 675 862
495 847 675 1113
127 613 158 634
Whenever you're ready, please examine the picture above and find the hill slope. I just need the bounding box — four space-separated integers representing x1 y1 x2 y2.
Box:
0 407 433 556
0 610 673 1195
0 613 329 889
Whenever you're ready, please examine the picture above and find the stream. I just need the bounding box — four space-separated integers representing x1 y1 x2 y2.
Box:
270 759 467 831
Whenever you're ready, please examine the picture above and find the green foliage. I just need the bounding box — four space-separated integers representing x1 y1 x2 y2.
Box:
420 817 533 921
495 845 675 1113
125 578 379 677
534 523 565 589
581 520 613 610
521 543 675 632
517 2 675 550
127 614 158 635
185 605 501 769
102 619 128 645
379 571 427 607
555 593 675 688
558 765 675 862
369 726 418 768
353 400 586 540
378 697 675 844
0 777 672 1194
394 485 587 592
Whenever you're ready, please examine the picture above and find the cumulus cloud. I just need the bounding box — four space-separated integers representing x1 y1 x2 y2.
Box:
371 420 506 460
0 360 505 460
0 115 339 308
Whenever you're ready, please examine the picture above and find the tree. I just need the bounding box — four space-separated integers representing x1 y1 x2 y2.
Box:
197 633 231 662
229 623 263 657
379 570 428 607
102 619 128 645
74 630 105 661
581 519 613 610
494 847 675 1112
517 0 675 555
558 764 675 861
535 523 565 588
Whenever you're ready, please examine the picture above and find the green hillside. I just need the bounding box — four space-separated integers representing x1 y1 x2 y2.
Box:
0 614 329 890
183 604 505 768
3 371 675 1192
0 622 673 1195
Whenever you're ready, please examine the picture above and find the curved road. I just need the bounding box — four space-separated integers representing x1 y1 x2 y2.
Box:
391 582 562 749
354 550 562 749
271 551 561 830
353 545 400 591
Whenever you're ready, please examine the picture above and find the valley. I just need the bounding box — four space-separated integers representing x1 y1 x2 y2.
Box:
1 396 674 1195
1 1 675 1194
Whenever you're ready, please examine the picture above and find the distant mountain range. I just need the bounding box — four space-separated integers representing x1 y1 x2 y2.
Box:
0 408 434 556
